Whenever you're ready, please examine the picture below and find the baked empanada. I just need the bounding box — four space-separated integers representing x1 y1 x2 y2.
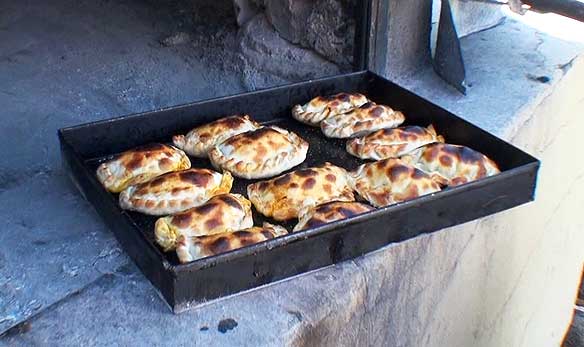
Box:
346 125 444 160
247 162 355 221
119 169 233 215
349 158 441 207
402 143 500 186
208 126 309 179
96 143 191 193
176 222 288 263
291 92 369 126
172 115 260 157
293 201 375 232
321 102 405 138
154 193 253 251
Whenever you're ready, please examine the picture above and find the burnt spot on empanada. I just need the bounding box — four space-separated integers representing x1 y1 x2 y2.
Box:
209 237 232 254
439 155 453 167
292 93 370 127
172 115 261 158
179 170 212 186
388 164 410 181
321 102 405 138
349 158 441 208
194 202 219 215
241 127 273 141
274 175 292 186
127 155 145 171
133 143 167 153
346 125 443 161
150 176 165 187
155 194 254 252
302 178 316 190
97 143 191 193
172 213 193 228
221 115 251 129
247 163 355 221
371 105 385 117
205 217 222 230
219 194 243 209
411 168 428 180
296 169 318 177
407 143 500 186
209 126 309 179
175 222 287 263
293 201 375 231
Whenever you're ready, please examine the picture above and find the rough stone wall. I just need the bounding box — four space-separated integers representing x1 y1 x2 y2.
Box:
264 0 357 68
237 14 341 90
235 0 356 88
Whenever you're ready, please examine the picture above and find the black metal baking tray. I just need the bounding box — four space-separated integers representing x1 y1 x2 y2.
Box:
58 71 540 312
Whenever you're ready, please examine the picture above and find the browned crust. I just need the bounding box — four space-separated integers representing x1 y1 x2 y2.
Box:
291 92 369 126
293 201 375 231
175 222 288 263
154 193 253 251
118 169 233 215
208 126 309 179
401 143 501 186
96 143 191 193
172 115 260 157
247 162 355 221
321 102 406 139
349 158 441 207
346 124 444 160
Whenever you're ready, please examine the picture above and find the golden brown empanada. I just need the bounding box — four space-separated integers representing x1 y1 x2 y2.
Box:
247 162 355 221
175 222 288 263
346 125 444 160
96 143 191 193
208 126 309 179
321 102 405 138
402 143 500 186
172 115 261 157
119 169 233 215
154 193 253 251
293 201 375 232
349 158 441 207
291 92 369 126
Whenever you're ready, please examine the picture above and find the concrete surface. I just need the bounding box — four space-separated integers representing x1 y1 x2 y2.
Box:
0 0 249 334
1 1 584 347
432 0 506 39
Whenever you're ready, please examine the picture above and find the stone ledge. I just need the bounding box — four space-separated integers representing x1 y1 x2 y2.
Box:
395 14 584 141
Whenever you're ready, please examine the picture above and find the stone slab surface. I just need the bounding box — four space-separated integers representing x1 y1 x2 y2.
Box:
0 0 247 333
1 2 584 347
395 14 584 139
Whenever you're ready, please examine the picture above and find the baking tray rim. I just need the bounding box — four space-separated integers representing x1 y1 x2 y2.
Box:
60 132 539 275
57 69 541 275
